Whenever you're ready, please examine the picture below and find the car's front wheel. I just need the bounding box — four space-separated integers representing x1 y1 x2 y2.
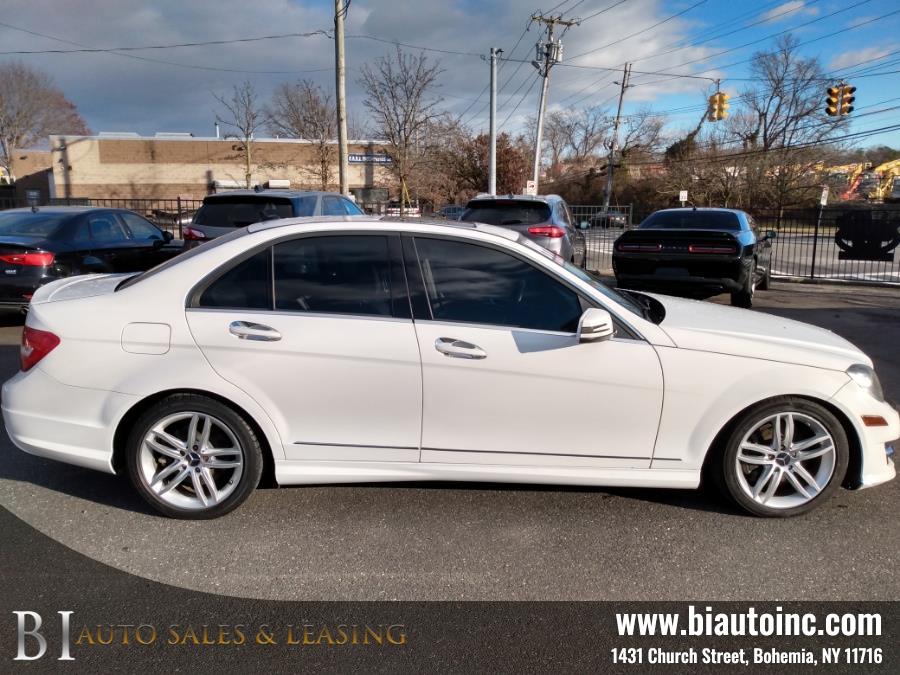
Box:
126 394 263 519
714 398 849 517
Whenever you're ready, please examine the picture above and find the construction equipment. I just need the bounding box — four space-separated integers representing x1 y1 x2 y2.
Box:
822 163 869 200
869 158 900 201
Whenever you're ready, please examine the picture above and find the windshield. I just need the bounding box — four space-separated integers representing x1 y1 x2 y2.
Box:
461 200 551 226
194 197 299 227
639 210 741 231
0 212 68 237
513 233 650 320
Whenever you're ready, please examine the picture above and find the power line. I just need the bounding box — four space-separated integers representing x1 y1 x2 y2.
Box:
0 21 333 74
567 0 708 62
500 72 541 128
0 25 331 54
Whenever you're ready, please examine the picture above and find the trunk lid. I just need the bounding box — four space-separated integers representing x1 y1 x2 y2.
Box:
29 273 131 304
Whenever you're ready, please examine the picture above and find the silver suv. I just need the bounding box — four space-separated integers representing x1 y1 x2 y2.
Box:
459 194 583 263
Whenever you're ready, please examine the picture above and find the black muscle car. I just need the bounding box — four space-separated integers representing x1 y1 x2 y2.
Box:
612 208 774 308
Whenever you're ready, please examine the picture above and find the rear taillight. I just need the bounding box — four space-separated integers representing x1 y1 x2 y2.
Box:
21 326 60 372
183 226 207 241
687 244 737 254
0 251 55 266
527 226 565 238
616 242 662 252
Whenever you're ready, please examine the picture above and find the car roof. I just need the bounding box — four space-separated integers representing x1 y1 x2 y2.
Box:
466 194 563 204
246 215 520 242
203 189 338 200
653 207 748 215
0 206 121 215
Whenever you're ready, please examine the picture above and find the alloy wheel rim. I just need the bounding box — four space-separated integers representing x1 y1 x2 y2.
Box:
735 412 836 509
138 412 244 511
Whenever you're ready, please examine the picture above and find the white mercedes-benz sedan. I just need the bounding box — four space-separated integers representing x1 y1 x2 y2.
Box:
3 217 897 519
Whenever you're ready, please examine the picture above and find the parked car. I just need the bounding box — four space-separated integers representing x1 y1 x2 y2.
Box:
588 210 628 229
4 217 895 519
185 189 365 245
438 204 465 220
612 207 774 308
459 194 583 263
0 206 179 311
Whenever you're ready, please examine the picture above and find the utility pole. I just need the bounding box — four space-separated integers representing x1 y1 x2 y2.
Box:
603 62 631 213
530 13 579 194
488 47 502 195
334 0 350 196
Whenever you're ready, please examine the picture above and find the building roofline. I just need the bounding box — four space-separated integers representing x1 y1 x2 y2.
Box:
48 134 388 145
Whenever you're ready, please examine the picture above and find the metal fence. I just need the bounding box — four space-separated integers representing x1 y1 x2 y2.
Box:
574 204 900 285
0 196 203 237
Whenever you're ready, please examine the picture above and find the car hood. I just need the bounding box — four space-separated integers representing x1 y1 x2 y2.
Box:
647 293 869 371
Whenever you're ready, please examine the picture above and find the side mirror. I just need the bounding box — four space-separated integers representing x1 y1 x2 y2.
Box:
765 230 777 240
577 308 615 343
163 230 174 242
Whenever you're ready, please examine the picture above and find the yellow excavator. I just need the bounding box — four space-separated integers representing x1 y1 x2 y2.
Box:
868 158 900 202
822 162 869 200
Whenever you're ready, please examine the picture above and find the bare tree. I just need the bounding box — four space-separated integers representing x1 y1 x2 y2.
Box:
267 80 336 189
359 46 444 214
738 35 845 207
528 106 611 178
214 81 264 189
0 61 90 176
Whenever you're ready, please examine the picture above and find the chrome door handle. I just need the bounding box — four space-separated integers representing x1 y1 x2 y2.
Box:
229 320 282 342
434 337 487 359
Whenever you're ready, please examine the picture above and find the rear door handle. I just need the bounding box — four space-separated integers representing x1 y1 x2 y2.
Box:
229 320 282 342
434 337 487 359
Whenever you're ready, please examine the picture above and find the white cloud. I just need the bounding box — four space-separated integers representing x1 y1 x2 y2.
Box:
829 45 897 70
0 0 718 137
759 1 819 24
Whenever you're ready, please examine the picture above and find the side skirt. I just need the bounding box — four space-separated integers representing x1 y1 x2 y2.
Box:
275 460 700 490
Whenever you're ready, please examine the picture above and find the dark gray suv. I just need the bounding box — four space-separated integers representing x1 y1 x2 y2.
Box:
459 194 583 263
185 189 365 245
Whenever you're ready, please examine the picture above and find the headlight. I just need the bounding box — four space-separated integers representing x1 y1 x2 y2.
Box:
847 364 885 402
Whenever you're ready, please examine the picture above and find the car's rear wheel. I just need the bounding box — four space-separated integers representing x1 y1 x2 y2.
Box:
126 394 263 519
714 398 849 517
730 266 755 308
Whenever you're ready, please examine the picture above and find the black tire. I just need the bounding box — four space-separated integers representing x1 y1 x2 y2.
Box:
711 397 849 517
125 394 263 519
730 265 755 308
757 261 772 291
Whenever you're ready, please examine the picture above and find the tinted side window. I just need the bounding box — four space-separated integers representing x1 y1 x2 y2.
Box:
294 196 318 217
273 236 393 316
198 248 272 309
322 196 348 216
88 214 129 242
119 212 163 240
413 238 582 332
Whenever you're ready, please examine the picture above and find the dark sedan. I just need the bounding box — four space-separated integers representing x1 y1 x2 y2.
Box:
612 208 774 308
0 207 180 310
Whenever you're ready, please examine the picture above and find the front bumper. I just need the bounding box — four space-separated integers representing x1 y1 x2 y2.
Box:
830 381 899 489
2 366 137 474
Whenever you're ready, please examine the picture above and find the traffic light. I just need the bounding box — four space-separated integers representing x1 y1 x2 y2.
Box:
840 85 856 115
707 91 730 121
826 86 841 116
826 83 855 116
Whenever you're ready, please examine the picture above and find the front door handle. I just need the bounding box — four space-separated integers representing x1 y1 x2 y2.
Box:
229 320 282 342
434 337 487 360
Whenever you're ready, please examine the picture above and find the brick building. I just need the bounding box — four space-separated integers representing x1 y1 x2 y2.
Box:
46 133 393 201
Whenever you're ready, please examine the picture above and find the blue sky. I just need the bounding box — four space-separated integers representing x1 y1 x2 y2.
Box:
1 0 898 148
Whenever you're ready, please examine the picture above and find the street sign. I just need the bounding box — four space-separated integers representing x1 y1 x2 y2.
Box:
679 189 688 205
524 180 537 196
820 186 829 206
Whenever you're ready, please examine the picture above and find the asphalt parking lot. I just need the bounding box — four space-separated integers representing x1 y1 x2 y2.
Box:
1 281 898 601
